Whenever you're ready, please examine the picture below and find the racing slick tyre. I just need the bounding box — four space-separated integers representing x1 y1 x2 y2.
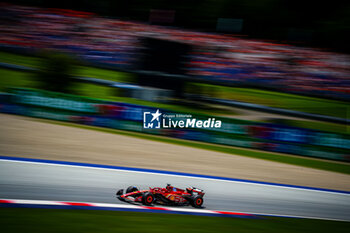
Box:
191 195 204 208
142 192 155 206
126 186 138 193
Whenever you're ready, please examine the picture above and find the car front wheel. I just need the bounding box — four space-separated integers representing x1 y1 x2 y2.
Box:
142 192 155 205
191 195 203 208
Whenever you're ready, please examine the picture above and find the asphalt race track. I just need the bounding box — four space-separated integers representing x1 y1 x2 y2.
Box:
1 159 350 221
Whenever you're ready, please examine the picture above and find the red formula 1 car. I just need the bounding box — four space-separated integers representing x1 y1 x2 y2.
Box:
116 184 205 208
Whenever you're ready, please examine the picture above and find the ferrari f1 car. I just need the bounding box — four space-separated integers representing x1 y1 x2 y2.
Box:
116 184 205 208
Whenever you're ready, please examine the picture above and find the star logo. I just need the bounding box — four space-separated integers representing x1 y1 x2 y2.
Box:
143 109 162 129
151 109 162 122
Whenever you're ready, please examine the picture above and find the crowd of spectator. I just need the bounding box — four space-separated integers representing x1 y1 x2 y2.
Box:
1 3 349 100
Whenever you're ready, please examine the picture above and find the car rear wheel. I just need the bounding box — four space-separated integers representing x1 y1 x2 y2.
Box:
142 192 155 205
191 195 204 208
126 186 138 193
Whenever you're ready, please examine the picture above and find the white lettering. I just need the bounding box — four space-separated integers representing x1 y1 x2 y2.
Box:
196 121 203 128
162 118 169 128
203 119 210 128
214 120 222 128
186 118 196 127
178 120 184 128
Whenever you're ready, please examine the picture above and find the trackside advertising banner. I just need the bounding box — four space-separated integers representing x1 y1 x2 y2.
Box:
2 89 349 162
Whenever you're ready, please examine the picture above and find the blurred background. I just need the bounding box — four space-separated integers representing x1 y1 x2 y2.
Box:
1 1 350 232
0 0 349 161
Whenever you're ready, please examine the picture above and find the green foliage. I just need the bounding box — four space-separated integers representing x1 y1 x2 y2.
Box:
0 69 37 92
0 51 41 68
1 208 349 233
36 52 78 93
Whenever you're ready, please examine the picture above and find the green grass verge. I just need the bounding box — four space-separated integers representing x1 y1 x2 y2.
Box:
1 208 349 233
36 117 350 175
0 51 132 82
0 69 38 91
0 51 42 68
75 66 132 83
196 83 350 119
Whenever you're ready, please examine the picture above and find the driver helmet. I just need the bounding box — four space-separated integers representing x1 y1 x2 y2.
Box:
166 184 173 191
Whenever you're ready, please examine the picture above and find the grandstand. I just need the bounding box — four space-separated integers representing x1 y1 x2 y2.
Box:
0 3 349 100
